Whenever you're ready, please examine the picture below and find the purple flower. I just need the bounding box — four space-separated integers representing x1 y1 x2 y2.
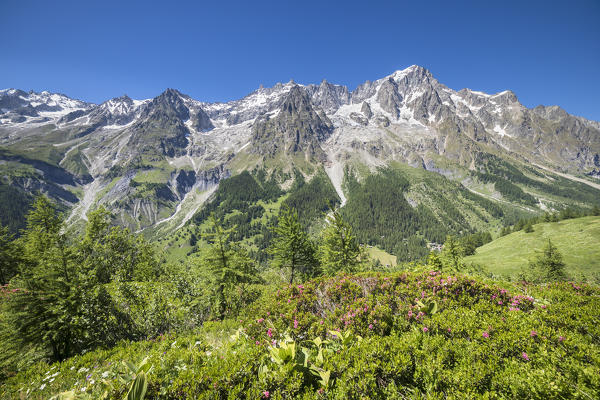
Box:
482 331 489 338
267 328 273 338
368 324 374 330
294 319 299 329
521 352 530 361
423 327 429 333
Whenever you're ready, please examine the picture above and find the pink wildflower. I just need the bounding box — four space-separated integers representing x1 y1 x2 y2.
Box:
482 331 489 338
267 328 273 338
530 330 537 337
263 390 270 398
319 319 324 325
497 301 503 305
521 352 530 361
423 327 429 333
558 336 565 342
294 319 299 329
257 318 264 323
368 324 374 330
447 328 451 332
256 341 260 345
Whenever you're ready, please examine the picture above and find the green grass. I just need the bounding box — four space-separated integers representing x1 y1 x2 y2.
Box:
366 245 397 266
466 216 600 278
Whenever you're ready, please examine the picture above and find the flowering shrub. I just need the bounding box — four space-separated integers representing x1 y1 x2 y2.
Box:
2 272 600 399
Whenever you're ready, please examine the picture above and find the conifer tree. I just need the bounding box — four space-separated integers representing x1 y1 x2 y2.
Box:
201 215 258 319
3 196 81 362
0 225 20 285
441 235 464 272
269 205 317 283
528 239 567 282
319 209 362 275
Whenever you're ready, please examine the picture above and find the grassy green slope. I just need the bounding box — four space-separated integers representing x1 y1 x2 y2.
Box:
466 216 600 278
4 272 599 399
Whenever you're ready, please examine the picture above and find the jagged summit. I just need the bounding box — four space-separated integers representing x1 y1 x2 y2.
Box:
1 66 599 232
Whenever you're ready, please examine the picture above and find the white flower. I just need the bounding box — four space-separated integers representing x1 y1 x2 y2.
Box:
49 378 55 383
39 384 46 390
81 387 87 392
70 366 75 370
51 372 59 378
101 371 110 378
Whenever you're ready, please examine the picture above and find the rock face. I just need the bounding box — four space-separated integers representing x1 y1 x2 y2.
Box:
1 64 599 232
250 86 333 161
376 78 402 117
306 80 350 114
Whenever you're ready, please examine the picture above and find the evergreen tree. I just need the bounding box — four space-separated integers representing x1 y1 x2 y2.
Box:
523 222 534 233
319 209 363 275
427 251 444 271
3 196 82 362
201 215 258 320
269 205 317 283
0 225 20 285
528 239 567 282
441 235 464 272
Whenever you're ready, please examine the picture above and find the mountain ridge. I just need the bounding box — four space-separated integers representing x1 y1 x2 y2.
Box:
1 66 599 246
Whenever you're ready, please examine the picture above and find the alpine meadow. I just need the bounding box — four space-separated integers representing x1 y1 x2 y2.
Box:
1 1 600 398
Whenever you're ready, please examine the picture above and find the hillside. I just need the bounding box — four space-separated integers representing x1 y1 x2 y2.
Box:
2 65 600 254
3 271 598 399
466 216 600 279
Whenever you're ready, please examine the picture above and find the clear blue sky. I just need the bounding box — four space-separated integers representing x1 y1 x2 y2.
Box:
1 0 599 120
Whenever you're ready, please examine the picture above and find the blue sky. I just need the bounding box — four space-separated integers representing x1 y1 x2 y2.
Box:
1 0 599 120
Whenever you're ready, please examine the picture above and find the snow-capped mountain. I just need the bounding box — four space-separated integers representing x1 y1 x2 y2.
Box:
1 65 599 232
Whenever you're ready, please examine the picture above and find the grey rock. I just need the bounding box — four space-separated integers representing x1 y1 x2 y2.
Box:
361 101 373 119
376 78 402 117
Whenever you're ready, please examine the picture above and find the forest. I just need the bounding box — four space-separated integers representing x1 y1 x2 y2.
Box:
2 190 599 399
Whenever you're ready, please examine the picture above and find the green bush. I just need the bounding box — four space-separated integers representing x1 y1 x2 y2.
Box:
3 272 600 399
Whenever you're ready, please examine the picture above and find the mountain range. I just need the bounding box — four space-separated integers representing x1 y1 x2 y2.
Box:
1 65 599 259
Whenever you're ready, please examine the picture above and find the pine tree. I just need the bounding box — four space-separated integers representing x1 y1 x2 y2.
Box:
201 215 258 319
319 209 362 275
528 239 567 282
269 205 317 283
441 235 464 272
524 222 534 233
0 225 20 285
3 196 81 362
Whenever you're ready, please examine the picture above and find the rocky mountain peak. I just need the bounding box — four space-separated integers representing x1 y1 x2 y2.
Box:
490 90 519 105
250 86 333 160
142 88 190 121
376 78 403 117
